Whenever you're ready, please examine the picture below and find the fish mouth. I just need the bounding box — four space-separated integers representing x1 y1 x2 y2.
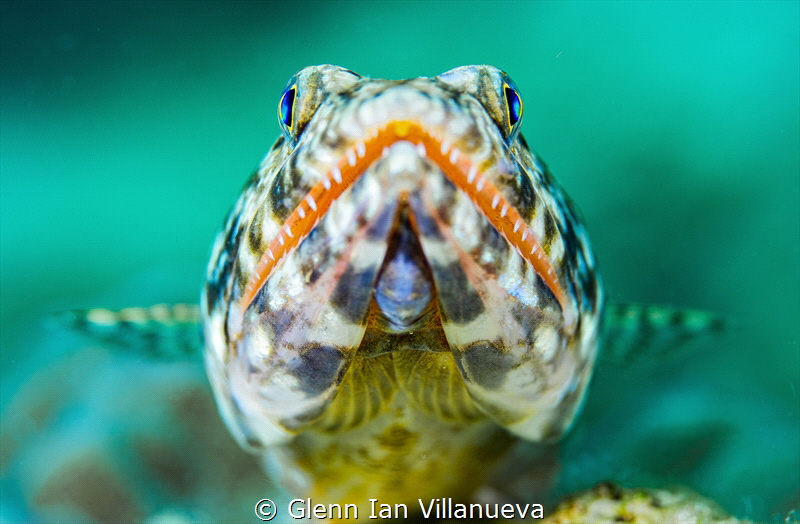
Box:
240 116 572 328
371 199 437 335
355 191 470 361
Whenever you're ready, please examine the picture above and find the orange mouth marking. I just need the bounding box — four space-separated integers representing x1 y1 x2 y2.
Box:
240 121 572 327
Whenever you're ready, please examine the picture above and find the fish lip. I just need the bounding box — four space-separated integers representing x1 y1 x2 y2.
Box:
241 128 574 325
239 80 574 330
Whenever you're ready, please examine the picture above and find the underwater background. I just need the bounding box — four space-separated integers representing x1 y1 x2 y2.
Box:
1 1 798 522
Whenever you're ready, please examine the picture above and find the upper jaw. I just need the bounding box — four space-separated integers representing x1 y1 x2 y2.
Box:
241 79 574 329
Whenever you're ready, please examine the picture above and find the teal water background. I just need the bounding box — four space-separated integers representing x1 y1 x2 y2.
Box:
1 1 798 520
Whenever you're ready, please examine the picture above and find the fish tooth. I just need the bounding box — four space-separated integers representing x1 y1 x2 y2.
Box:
467 165 478 183
332 166 343 183
305 194 318 211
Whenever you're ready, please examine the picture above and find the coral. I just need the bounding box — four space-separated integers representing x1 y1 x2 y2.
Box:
542 482 750 524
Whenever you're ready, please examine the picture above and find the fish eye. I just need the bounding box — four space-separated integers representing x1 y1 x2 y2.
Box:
503 80 523 139
278 83 297 137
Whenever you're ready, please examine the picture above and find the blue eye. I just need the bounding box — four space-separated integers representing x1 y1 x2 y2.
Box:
503 81 522 130
278 84 296 135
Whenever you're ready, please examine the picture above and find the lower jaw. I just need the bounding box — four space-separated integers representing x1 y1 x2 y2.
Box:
272 389 516 513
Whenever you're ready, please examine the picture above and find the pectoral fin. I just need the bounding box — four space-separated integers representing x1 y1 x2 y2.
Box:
51 303 203 359
600 303 724 366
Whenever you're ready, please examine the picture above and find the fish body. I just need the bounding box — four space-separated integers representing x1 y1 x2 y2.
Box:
201 65 602 511
0 67 742 524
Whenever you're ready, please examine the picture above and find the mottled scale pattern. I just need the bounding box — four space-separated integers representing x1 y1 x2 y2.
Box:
201 65 603 513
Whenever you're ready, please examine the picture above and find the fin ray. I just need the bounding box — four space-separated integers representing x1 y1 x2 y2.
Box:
52 303 203 359
601 303 724 366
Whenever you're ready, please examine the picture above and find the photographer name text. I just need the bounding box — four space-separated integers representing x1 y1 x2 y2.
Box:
286 497 544 520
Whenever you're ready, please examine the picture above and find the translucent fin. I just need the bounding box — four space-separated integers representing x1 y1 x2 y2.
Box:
51 303 203 359
601 303 724 366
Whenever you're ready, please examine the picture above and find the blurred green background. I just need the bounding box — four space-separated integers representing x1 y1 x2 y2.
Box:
1 0 798 520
